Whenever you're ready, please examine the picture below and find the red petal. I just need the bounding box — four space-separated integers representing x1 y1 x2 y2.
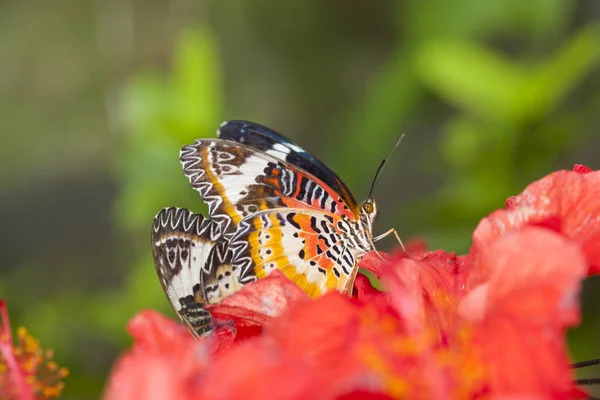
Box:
265 293 459 398
208 270 310 332
505 195 517 209
193 339 322 400
473 169 600 274
381 250 476 339
268 293 367 365
337 392 396 400
462 228 586 396
380 258 425 334
569 387 591 399
472 316 573 397
359 239 427 279
463 227 586 326
573 164 593 173
246 294 428 398
359 251 395 278
352 273 384 303
126 310 192 351
104 311 209 400
193 294 379 400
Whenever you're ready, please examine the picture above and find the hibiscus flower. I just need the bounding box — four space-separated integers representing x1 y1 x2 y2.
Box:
0 300 68 400
104 165 600 400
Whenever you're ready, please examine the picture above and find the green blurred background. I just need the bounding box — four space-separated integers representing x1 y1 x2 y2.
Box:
1 1 599 398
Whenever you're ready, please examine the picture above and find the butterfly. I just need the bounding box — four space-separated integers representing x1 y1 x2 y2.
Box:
151 120 402 337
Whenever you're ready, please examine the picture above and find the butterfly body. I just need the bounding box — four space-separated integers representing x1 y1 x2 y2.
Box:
152 121 380 336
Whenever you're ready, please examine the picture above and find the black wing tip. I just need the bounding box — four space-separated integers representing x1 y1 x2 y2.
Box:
218 120 279 137
217 120 244 138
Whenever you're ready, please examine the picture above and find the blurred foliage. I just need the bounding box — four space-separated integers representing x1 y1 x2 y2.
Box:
1 0 599 398
114 27 222 232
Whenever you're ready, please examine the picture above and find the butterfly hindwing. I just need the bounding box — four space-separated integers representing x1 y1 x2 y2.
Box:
218 120 360 215
151 207 222 337
228 208 360 298
179 139 358 239
198 240 246 305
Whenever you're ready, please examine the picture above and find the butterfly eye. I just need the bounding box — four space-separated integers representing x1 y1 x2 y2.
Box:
363 202 374 214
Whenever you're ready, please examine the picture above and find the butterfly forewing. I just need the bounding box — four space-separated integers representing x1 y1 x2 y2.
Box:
179 139 358 239
218 120 360 216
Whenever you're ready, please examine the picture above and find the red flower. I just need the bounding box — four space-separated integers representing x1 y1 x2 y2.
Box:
105 165 598 399
473 165 600 274
0 300 68 400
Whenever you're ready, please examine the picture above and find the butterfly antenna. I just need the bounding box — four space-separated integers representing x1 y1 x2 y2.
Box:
571 357 600 387
368 134 405 198
572 358 600 369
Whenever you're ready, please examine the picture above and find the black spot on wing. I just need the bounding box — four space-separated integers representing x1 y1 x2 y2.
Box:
306 181 316 203
276 213 287 227
297 176 309 201
310 216 321 234
330 201 337 214
316 187 327 210
343 253 353 268
286 213 301 229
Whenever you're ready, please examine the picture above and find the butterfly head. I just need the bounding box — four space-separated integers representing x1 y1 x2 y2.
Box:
360 195 379 230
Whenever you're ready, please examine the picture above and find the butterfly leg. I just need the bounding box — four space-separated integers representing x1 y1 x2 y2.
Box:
369 228 402 260
373 228 405 248
373 228 427 261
